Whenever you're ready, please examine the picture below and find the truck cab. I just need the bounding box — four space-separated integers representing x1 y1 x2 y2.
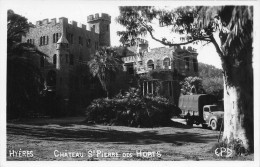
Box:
202 105 224 130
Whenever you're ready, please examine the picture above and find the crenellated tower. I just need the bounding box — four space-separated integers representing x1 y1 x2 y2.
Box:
87 13 111 47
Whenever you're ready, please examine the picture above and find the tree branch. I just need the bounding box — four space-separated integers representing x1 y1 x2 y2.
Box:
141 22 211 47
210 35 224 58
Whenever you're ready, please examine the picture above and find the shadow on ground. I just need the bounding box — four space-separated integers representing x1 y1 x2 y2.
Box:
7 122 218 145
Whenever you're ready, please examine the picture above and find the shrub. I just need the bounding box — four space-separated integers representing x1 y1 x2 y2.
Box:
85 88 181 127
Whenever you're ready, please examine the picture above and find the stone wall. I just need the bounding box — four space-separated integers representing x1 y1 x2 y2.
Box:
21 14 111 113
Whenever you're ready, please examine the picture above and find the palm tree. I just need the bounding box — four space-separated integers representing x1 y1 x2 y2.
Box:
88 47 122 98
7 9 46 119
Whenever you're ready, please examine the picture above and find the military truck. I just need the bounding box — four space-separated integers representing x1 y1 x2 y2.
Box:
178 94 224 130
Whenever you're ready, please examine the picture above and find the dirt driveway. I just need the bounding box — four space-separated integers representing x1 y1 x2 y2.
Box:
6 117 253 161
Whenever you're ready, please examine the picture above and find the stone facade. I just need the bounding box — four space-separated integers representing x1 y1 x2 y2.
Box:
121 40 198 76
22 13 111 111
120 39 198 104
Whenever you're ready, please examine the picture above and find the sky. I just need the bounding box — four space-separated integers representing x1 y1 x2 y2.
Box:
1 0 222 68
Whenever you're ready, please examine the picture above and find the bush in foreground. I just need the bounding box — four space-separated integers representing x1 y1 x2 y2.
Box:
85 88 181 127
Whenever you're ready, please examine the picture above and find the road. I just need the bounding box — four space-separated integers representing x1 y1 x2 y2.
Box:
171 118 203 128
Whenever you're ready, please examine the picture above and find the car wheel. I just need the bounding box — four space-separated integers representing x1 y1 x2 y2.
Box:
210 119 218 131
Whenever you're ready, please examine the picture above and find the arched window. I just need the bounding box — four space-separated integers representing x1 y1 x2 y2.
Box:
40 56 44 67
163 57 170 69
156 60 161 69
53 54 57 65
69 54 74 65
147 60 154 70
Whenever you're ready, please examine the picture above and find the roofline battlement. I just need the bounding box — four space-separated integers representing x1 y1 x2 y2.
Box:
36 17 69 26
35 17 90 31
173 45 197 52
87 13 111 23
182 46 197 52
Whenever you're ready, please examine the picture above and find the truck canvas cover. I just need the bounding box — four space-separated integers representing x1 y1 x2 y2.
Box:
178 94 217 114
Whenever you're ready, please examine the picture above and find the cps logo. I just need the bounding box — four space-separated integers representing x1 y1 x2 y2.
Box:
215 147 233 157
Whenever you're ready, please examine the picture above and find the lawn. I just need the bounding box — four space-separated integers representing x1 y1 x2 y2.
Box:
6 117 253 161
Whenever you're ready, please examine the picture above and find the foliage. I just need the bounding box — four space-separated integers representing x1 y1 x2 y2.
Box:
88 47 123 98
198 62 223 78
7 10 45 119
180 76 205 95
202 77 223 98
85 88 181 127
198 62 223 98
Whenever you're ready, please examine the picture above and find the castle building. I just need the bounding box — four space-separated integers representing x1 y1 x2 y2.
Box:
120 38 198 104
22 13 111 111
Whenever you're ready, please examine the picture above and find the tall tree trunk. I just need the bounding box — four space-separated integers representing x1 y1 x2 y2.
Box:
221 41 254 152
222 75 253 151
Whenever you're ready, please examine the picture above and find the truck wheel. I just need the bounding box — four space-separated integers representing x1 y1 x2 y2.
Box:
202 124 208 129
186 118 193 127
210 119 218 131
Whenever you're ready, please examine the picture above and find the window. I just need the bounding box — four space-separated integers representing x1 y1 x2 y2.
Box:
27 39 34 45
88 39 92 48
79 36 83 45
40 36 48 45
53 34 55 43
79 51 83 61
53 33 61 43
184 57 190 71
66 33 73 44
147 60 154 70
40 36 42 45
169 81 173 97
126 64 134 75
193 58 198 72
163 57 170 69
95 42 99 50
86 39 91 47
71 34 73 44
106 25 109 31
43 36 45 45
204 107 209 112
156 60 161 69
69 54 74 65
79 55 83 61
56 33 59 42
53 54 57 65
66 54 69 63
40 56 44 67
46 36 49 45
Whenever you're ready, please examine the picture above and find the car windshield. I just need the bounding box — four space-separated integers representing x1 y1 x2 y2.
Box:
210 106 223 111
